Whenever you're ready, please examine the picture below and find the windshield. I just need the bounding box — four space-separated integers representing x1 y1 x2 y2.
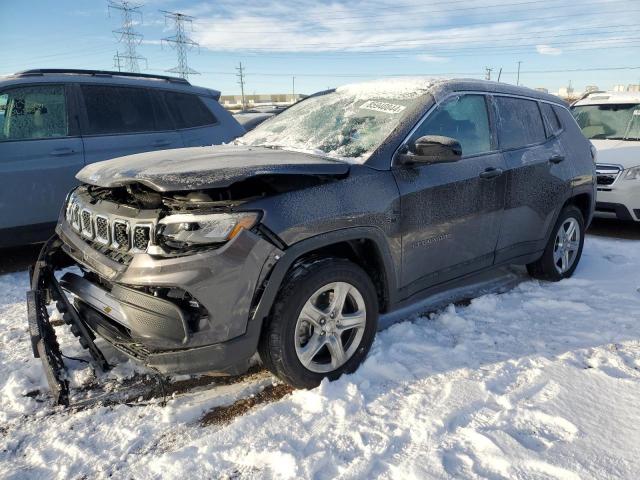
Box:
572 103 640 140
237 79 433 162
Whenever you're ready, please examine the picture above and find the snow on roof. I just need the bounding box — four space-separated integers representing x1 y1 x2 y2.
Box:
574 91 640 106
335 77 441 100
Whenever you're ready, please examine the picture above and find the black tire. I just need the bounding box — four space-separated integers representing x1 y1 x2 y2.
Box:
527 205 585 281
259 257 379 388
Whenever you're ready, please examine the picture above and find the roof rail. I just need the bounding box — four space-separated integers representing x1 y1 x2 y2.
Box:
14 69 190 85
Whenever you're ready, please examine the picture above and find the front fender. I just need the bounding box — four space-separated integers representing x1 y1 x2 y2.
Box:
251 226 399 328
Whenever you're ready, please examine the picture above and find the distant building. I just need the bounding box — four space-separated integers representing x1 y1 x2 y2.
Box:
613 84 627 92
557 87 575 99
220 93 306 111
627 84 640 92
585 85 600 93
535 87 549 93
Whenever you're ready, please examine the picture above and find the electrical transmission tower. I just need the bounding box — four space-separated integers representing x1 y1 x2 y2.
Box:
236 62 247 110
108 1 146 73
161 11 199 80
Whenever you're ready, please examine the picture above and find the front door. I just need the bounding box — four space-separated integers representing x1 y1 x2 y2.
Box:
392 93 506 298
0 83 84 236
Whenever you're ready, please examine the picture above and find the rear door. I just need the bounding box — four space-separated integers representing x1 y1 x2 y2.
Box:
78 84 183 165
493 96 570 263
0 83 84 237
393 93 507 297
162 91 244 147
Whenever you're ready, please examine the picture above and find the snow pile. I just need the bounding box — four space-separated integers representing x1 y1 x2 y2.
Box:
1 236 640 479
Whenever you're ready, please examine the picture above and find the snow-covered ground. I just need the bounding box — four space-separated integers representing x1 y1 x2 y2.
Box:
1 235 640 479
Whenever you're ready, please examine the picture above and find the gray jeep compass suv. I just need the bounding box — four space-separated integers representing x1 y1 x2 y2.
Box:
27 78 595 404
0 69 244 247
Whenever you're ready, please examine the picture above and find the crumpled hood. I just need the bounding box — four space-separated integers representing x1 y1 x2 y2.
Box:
76 145 350 192
590 139 640 169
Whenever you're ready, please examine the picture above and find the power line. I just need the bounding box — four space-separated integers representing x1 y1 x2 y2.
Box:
192 6 640 35
108 1 146 73
147 65 640 79
161 10 199 80
222 24 640 52
192 0 628 28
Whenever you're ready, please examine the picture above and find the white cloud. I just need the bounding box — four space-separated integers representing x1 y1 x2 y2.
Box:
536 44 562 56
415 54 450 63
182 0 622 57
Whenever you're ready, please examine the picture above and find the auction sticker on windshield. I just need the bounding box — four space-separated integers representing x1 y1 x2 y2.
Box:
359 100 406 114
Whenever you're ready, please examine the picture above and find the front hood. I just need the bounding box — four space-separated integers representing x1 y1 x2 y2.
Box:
76 145 350 192
590 139 640 168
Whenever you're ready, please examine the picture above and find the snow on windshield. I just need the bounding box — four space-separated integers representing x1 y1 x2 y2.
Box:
238 78 436 162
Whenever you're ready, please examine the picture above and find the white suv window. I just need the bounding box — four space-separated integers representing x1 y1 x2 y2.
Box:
0 85 68 141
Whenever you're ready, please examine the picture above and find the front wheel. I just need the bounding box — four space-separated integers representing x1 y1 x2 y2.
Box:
527 205 585 281
259 258 378 388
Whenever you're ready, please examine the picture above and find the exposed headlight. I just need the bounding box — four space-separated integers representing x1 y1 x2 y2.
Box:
64 189 79 226
157 212 260 248
623 165 640 180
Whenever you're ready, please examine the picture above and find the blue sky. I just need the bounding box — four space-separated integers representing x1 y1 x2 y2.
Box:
2 0 640 96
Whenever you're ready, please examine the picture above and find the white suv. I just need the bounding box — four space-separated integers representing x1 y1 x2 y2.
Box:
572 91 640 221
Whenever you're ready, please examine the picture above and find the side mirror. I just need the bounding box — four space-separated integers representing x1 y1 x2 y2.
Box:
397 135 462 165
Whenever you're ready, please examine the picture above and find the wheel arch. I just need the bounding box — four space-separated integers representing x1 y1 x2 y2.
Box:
252 227 398 330
564 191 594 226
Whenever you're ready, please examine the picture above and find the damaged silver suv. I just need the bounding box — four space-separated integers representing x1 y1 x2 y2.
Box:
28 78 595 404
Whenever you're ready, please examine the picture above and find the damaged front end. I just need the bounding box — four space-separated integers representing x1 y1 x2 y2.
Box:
27 237 110 406
28 179 291 406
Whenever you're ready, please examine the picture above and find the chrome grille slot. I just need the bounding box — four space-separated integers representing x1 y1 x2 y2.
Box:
81 209 94 239
133 225 151 251
95 215 110 244
71 203 81 232
596 164 622 187
112 220 130 250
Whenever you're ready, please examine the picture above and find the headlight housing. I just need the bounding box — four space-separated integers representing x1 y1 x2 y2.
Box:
156 212 260 249
623 165 640 180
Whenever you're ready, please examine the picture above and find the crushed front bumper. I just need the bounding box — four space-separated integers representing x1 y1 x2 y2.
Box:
27 222 283 405
27 237 110 406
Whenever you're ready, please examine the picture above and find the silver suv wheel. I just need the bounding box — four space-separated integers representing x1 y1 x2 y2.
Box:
553 217 581 274
294 281 367 373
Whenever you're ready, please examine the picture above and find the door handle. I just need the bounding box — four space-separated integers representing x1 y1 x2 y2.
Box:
549 154 565 164
153 139 172 147
49 147 75 156
479 167 503 179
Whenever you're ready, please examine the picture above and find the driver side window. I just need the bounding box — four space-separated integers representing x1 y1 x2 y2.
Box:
410 94 492 157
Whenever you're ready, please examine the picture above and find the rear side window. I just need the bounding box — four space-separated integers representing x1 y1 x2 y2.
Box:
540 102 562 136
81 85 157 135
0 85 68 141
163 92 217 129
494 96 546 149
411 94 492 157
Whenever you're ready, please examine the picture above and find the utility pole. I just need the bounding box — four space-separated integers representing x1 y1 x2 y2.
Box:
237 62 246 111
516 60 522 86
485 67 493 81
108 1 146 73
497 67 503 82
161 10 199 80
292 75 295 101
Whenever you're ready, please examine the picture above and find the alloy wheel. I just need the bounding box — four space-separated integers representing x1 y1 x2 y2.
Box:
294 281 367 373
553 217 581 274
